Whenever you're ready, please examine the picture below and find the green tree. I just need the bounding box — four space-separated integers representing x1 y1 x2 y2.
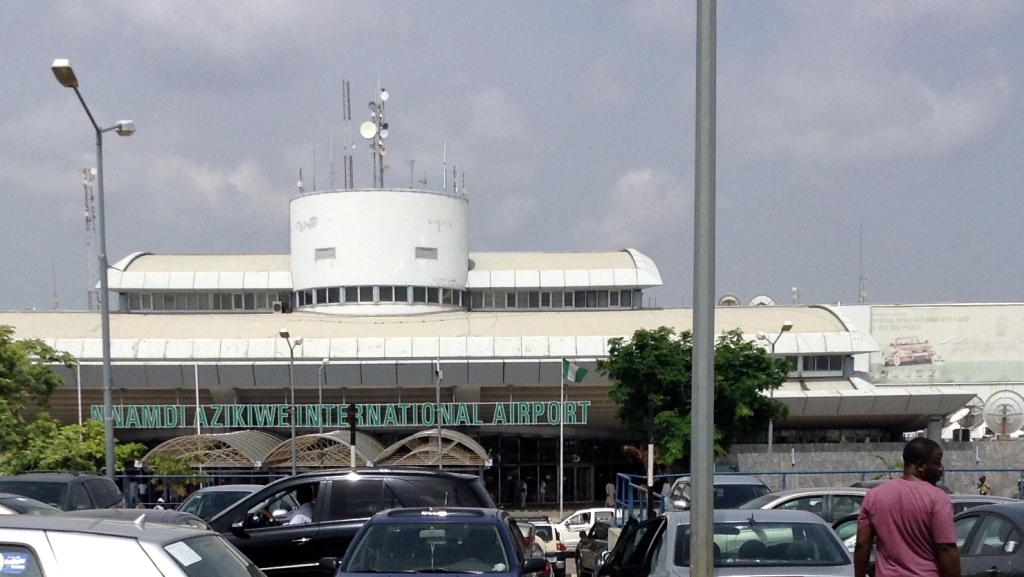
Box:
1 418 147 475
0 325 76 466
600 326 790 467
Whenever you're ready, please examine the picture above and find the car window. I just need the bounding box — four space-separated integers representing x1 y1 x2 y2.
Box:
392 478 487 508
506 518 528 561
953 501 987 516
716 485 770 508
346 521 511 573
69 482 93 510
831 495 863 519
676 522 849 567
534 526 553 541
591 523 610 540
833 518 858 545
967 515 1023 557
595 511 613 522
0 544 44 577
955 515 980 552
165 535 262 577
779 496 825 517
180 491 253 520
0 481 67 509
328 479 390 520
670 482 691 501
243 484 310 528
85 479 121 508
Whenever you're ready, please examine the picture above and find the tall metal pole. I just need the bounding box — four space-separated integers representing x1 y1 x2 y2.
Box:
558 369 565 520
318 358 329 435
288 343 297 476
436 359 443 469
691 2 717 577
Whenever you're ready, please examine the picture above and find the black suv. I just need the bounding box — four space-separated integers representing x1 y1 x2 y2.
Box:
0 472 124 511
208 468 494 577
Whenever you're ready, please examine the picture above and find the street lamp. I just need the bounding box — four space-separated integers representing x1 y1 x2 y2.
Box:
318 358 330 434
52 58 135 481
279 328 303 475
756 321 792 456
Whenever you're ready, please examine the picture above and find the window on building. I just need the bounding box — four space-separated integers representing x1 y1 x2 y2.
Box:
359 286 374 303
471 291 483 309
563 292 574 307
345 287 358 303
516 292 529 309
129 293 141 310
610 291 620 307
574 291 586 308
803 355 844 372
541 292 551 307
315 288 327 305
415 247 438 260
198 293 211 310
395 286 409 302
598 291 609 307
413 287 427 303
328 287 341 304
622 290 633 308
493 292 505 308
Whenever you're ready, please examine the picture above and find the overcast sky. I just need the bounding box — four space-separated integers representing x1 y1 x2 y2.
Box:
2 1 1022 312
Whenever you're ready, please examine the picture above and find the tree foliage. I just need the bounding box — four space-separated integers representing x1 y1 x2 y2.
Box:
599 326 790 468
0 418 147 475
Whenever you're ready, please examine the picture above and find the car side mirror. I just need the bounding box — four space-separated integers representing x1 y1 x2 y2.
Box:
272 509 289 521
318 558 341 574
671 499 689 510
522 558 548 574
230 519 248 537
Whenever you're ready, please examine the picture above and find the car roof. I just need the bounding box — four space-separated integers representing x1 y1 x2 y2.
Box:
0 514 215 544
754 487 869 499
373 507 502 521
671 475 767 486
287 467 477 481
190 484 263 493
60 509 210 529
0 473 91 482
948 494 1019 504
665 508 830 524
954 502 1024 522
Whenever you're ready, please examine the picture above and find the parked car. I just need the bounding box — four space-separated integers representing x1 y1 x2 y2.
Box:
558 507 616 549
832 494 1024 577
0 513 264 577
515 516 567 577
737 487 868 523
517 521 548 559
0 472 124 511
0 493 61 516
664 475 770 511
576 521 612 577
597 509 852 577
177 484 264 521
62 507 211 530
208 468 494 577
850 479 953 494
320 507 549 577
953 502 1024 577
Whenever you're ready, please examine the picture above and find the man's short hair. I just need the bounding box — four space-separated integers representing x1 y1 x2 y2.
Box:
903 437 941 466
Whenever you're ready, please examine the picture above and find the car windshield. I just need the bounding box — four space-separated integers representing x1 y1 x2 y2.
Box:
716 486 770 508
165 535 262 577
0 495 61 515
534 526 553 541
674 522 849 567
179 490 253 520
344 522 511 573
0 482 66 508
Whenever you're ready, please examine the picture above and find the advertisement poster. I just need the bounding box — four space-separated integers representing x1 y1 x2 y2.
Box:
869 305 1024 384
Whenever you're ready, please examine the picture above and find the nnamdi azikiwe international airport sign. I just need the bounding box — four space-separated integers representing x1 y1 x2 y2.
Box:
91 401 592 430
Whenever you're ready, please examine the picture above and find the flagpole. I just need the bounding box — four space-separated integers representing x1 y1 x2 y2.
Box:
559 360 565 521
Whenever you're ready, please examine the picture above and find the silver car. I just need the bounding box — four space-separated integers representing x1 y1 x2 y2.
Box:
737 487 868 523
598 509 852 577
0 514 265 577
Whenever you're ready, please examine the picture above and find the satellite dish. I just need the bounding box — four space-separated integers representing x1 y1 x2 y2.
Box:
957 396 985 429
749 295 776 306
359 121 377 140
380 146 388 156
982 390 1024 436
380 128 389 139
380 89 389 102
717 294 741 307
368 102 378 112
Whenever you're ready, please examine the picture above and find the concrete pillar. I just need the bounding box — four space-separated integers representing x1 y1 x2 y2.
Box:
927 414 943 441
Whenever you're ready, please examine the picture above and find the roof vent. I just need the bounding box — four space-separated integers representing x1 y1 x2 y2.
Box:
315 247 336 261
415 247 438 260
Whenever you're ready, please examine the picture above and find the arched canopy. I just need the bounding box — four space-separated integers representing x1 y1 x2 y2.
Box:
375 429 488 468
264 431 386 470
142 430 281 468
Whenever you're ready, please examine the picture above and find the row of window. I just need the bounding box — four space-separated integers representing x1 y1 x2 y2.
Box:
470 290 639 310
295 286 468 307
782 355 846 373
123 292 291 312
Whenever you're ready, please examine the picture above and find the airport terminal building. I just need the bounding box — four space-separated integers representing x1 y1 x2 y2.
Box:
5 185 1016 503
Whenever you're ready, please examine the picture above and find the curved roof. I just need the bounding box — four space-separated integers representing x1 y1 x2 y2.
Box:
374 429 489 468
142 430 281 468
263 431 386 469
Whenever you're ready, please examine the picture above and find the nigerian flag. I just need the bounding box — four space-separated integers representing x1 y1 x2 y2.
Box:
562 359 588 383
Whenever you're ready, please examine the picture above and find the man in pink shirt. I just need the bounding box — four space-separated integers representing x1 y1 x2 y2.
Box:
855 437 960 577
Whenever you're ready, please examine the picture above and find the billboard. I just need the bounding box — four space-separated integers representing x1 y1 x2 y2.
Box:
869 305 1024 384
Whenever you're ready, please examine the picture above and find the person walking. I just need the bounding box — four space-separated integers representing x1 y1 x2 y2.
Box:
978 475 991 495
605 480 615 507
855 437 960 577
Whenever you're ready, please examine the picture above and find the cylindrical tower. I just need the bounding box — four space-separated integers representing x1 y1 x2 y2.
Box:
289 188 469 315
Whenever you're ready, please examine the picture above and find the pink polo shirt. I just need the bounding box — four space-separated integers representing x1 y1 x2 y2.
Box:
857 478 957 577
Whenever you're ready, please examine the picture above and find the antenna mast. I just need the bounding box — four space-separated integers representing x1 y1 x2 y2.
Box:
82 168 99 310
858 223 867 303
360 84 390 188
343 80 354 189
52 266 59 310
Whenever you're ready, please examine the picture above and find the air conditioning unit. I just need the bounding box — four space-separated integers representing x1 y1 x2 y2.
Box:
272 301 284 313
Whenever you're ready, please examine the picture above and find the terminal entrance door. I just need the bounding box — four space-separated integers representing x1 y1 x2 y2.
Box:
562 464 594 503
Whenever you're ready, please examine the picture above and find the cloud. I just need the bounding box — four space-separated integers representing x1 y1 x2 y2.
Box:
629 0 696 35
574 168 690 248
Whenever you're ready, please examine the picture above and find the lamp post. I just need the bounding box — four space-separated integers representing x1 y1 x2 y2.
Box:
52 59 135 481
318 358 329 434
279 329 303 475
756 321 792 456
